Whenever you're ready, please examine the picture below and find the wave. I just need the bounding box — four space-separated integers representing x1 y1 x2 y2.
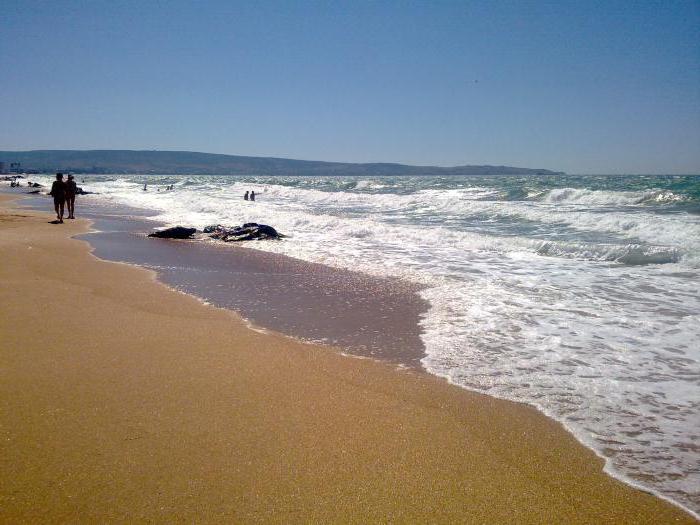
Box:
535 241 682 265
353 179 387 190
540 187 689 206
76 177 700 268
141 197 688 267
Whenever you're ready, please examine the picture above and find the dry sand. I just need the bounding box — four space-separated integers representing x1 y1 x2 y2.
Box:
0 194 694 523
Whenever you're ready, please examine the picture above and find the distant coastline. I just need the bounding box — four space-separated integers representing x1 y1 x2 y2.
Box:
0 149 564 176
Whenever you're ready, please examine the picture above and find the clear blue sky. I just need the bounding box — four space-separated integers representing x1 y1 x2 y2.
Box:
2 0 699 174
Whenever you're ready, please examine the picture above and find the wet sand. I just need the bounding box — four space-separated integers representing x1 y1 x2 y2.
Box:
82 224 428 367
24 194 429 366
0 193 695 523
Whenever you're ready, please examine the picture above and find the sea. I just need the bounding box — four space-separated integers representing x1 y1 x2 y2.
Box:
25 173 700 514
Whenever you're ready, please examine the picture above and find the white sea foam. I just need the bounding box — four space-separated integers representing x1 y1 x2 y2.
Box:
541 187 689 205
47 174 700 514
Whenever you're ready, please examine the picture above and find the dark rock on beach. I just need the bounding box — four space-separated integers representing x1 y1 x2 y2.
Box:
149 223 283 242
204 223 283 241
148 226 197 239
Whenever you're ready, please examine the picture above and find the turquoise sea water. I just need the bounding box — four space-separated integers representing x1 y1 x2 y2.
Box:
28 173 700 513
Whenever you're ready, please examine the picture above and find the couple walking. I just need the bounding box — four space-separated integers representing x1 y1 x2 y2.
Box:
48 173 77 223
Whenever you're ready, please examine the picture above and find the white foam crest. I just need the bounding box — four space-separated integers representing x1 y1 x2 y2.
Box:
88 177 699 261
257 184 700 262
542 187 688 206
116 180 700 266
81 177 698 270
444 199 700 263
150 195 682 267
354 179 386 190
256 183 500 212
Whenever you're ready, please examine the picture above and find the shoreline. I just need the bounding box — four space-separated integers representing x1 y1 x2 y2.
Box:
75 199 700 520
40 185 699 518
20 190 431 368
0 193 696 522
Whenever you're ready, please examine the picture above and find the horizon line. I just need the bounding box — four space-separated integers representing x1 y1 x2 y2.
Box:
2 148 699 175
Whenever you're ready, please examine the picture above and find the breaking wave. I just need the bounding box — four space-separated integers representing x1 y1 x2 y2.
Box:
540 187 689 206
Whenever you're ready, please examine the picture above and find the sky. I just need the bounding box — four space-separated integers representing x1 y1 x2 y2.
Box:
1 0 699 174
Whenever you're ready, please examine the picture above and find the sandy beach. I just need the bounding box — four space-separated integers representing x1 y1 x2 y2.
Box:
0 194 694 523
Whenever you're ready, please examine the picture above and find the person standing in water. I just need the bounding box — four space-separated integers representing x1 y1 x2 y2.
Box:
65 174 77 219
48 173 66 223
244 191 249 201
250 190 256 201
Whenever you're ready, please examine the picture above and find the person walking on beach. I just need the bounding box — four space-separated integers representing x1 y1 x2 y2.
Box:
250 190 256 201
65 174 77 219
48 173 66 223
244 191 249 201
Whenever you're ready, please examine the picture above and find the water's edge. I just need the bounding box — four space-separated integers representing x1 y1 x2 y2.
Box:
6 187 699 520
19 190 430 367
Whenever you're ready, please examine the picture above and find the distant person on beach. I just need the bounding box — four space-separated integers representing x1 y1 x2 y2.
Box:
143 183 148 191
48 173 66 223
250 190 256 201
65 174 77 219
244 191 249 201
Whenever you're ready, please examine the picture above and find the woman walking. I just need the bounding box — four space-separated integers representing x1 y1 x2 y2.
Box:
65 174 77 219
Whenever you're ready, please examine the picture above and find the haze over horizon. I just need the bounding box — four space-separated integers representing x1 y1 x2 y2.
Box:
2 0 699 175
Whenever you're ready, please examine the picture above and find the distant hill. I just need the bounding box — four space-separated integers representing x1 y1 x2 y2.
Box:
0 150 564 176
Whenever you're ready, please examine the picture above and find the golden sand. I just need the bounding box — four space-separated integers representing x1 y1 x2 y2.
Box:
0 195 694 523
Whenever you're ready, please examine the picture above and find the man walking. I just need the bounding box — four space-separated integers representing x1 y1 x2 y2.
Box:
48 173 66 223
